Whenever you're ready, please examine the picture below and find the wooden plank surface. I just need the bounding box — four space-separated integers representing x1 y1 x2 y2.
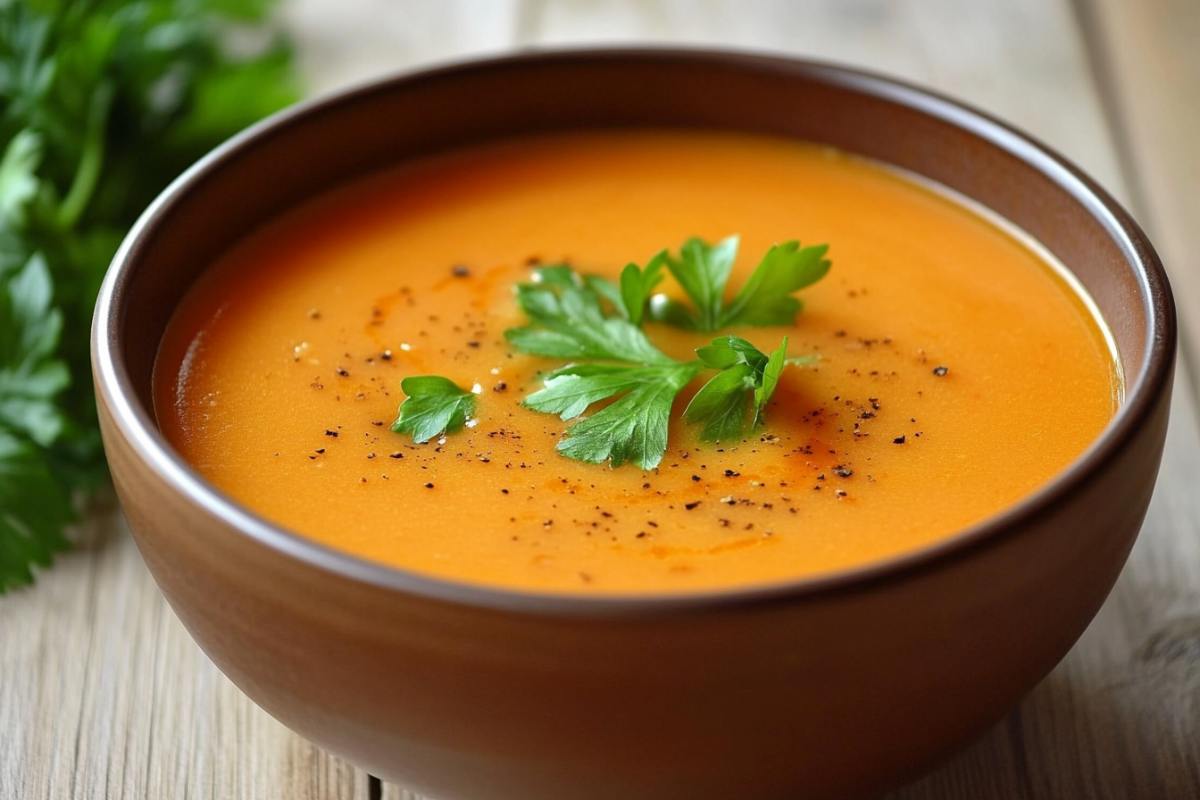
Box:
1079 0 1200 405
2 1 1197 798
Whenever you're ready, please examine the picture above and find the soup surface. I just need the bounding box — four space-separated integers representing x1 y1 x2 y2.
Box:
155 131 1118 593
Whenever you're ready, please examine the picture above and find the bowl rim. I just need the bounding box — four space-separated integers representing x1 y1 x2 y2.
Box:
92 47 1176 616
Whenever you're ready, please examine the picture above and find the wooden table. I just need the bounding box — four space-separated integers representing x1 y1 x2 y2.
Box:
4 1 1198 797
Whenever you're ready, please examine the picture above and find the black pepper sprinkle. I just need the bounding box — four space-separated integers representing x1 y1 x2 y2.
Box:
724 469 740 477
493 382 508 392
389 452 403 459
424 482 435 489
893 435 907 444
335 367 350 377
324 429 339 438
684 501 701 510
451 264 471 277
932 365 949 377
833 466 853 478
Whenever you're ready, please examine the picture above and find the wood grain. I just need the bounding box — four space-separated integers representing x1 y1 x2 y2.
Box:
1 1 1197 798
1079 0 1200 401
0 511 371 800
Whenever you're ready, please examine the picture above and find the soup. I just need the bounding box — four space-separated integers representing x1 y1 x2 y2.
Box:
154 130 1118 593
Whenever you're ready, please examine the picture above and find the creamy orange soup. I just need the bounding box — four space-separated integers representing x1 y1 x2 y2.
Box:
155 131 1118 593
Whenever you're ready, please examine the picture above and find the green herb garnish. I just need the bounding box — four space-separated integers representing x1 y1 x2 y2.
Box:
527 362 701 469
685 335 815 441
506 266 699 469
391 376 477 444
503 265 673 364
0 0 299 591
652 236 831 331
395 237 828 469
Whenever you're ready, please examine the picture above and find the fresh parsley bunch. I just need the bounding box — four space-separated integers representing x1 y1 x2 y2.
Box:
0 0 299 591
393 236 830 470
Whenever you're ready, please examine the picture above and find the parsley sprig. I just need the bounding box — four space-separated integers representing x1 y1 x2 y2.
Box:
506 265 701 469
391 376 477 444
391 237 830 470
0 1 299 592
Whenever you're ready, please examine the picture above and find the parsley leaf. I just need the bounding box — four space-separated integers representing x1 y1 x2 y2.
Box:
0 130 40 228
723 241 831 326
660 235 739 331
0 429 73 592
0 254 69 447
652 237 830 330
684 335 800 441
618 250 667 325
391 376 477 444
509 264 701 469
505 265 673 364
529 362 699 470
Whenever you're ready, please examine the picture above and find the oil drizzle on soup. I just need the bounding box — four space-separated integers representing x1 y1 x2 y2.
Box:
154 131 1119 593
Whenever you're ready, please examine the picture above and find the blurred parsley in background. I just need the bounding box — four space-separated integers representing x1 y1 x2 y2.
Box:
0 0 299 591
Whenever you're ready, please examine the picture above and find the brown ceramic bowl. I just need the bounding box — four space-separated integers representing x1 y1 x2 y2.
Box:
92 50 1175 799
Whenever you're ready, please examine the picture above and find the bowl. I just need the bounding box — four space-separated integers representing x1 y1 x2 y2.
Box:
92 50 1175 799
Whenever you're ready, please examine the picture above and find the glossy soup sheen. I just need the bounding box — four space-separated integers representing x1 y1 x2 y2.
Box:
155 131 1119 594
